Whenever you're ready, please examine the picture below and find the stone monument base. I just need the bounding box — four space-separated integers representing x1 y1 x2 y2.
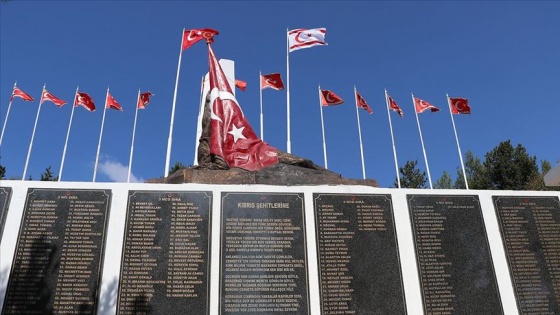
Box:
147 164 378 186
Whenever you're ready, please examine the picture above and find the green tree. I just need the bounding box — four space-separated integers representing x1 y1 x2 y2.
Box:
394 160 427 188
483 140 539 190
525 160 560 191
40 166 58 181
454 151 491 189
0 161 5 179
169 161 186 175
434 171 453 189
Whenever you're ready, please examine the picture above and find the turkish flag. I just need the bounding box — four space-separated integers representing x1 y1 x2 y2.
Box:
261 73 285 90
74 92 96 111
355 91 372 114
182 28 219 51
235 80 247 91
414 97 439 113
320 89 344 106
449 97 471 114
207 44 278 171
41 90 66 106
106 92 123 111
387 95 403 117
137 92 153 109
11 86 34 102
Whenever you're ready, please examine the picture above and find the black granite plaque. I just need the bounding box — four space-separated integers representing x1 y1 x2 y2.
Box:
408 195 503 314
0 186 12 242
116 191 212 315
493 196 560 314
313 193 406 314
2 188 111 314
220 192 309 314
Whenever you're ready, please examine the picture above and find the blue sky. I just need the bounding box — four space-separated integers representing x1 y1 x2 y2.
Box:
1 1 559 187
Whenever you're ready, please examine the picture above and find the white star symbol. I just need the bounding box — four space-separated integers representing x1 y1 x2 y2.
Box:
228 124 246 143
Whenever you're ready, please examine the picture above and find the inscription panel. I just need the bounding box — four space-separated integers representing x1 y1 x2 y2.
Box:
220 192 309 314
313 193 406 314
408 195 503 315
493 196 560 314
0 186 12 241
2 188 111 314
116 191 212 315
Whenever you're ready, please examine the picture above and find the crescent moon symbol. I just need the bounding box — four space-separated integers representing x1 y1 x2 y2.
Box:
208 87 245 122
187 30 199 41
295 32 306 43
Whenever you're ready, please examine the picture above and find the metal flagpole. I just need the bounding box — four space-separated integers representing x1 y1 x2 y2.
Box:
165 28 185 176
194 75 205 165
259 70 264 140
128 90 141 183
286 28 291 153
447 93 469 189
354 86 366 179
412 93 433 189
318 86 328 169
385 89 401 188
22 84 45 181
93 87 109 182
0 82 17 147
59 87 79 182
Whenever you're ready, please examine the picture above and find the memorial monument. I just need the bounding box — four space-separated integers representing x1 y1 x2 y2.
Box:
1 38 559 315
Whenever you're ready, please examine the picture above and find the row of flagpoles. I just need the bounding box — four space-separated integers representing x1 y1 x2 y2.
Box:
3 27 472 188
1 83 153 182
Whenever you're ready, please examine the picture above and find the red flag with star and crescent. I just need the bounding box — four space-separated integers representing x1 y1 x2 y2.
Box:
137 92 153 109
320 89 344 106
182 28 219 51
106 92 123 111
74 92 96 111
355 91 373 114
41 90 67 106
261 73 285 90
449 97 471 114
414 97 439 113
387 94 403 118
11 86 34 102
207 44 278 171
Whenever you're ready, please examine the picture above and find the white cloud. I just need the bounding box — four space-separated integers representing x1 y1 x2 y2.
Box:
98 159 143 183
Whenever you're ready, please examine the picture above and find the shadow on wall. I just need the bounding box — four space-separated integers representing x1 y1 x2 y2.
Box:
97 277 118 315
0 266 8 306
1 236 57 313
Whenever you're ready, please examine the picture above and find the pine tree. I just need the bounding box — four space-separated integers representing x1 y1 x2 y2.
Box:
40 166 58 181
434 171 453 189
394 160 427 188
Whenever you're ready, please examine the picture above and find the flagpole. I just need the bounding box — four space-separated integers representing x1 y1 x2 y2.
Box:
0 82 17 147
165 28 185 177
385 89 401 188
412 93 433 189
93 87 109 182
59 87 79 182
354 86 367 179
128 90 141 183
22 84 45 181
447 93 469 189
194 75 205 165
259 70 264 140
318 86 328 169
286 28 292 153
